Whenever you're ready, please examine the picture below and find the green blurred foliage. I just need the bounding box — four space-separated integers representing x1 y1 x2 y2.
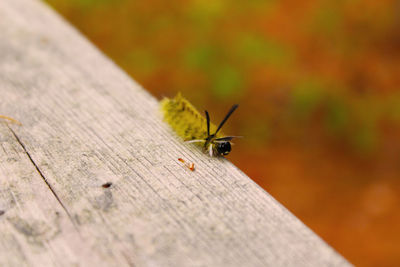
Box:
290 79 325 121
312 1 344 34
125 49 159 75
187 0 225 30
324 95 349 135
210 65 243 98
68 0 118 9
235 34 293 68
183 44 219 69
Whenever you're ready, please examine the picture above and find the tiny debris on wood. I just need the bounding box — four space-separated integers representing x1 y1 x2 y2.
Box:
0 210 5 216
0 115 21 125
102 182 112 188
178 158 195 171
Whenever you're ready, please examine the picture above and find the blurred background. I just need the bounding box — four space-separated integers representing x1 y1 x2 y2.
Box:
44 0 400 265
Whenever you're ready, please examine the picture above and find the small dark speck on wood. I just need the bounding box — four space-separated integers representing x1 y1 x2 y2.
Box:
102 182 112 188
0 210 5 216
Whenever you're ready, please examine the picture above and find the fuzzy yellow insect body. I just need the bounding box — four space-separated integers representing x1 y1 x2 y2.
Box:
160 93 222 141
161 93 239 157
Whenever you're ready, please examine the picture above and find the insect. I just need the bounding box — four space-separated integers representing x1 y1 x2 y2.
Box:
178 158 195 171
161 93 239 157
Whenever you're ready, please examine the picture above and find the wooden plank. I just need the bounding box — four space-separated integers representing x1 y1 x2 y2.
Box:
0 0 351 266
0 124 104 267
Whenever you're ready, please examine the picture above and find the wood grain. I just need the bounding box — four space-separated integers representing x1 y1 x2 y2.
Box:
0 0 351 266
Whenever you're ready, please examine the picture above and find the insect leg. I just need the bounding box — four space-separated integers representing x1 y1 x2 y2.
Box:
214 136 242 142
209 144 213 157
185 139 206 144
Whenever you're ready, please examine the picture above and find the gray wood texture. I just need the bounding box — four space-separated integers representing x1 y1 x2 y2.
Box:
0 0 351 266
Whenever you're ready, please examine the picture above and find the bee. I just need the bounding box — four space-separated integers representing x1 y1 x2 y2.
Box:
161 93 239 157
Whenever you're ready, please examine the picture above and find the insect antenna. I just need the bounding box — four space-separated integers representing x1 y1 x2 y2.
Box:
205 110 211 137
214 104 239 135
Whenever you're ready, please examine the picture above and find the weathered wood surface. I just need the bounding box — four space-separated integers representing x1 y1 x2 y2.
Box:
0 0 351 266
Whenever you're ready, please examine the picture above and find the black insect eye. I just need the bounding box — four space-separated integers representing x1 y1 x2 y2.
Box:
217 142 231 156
